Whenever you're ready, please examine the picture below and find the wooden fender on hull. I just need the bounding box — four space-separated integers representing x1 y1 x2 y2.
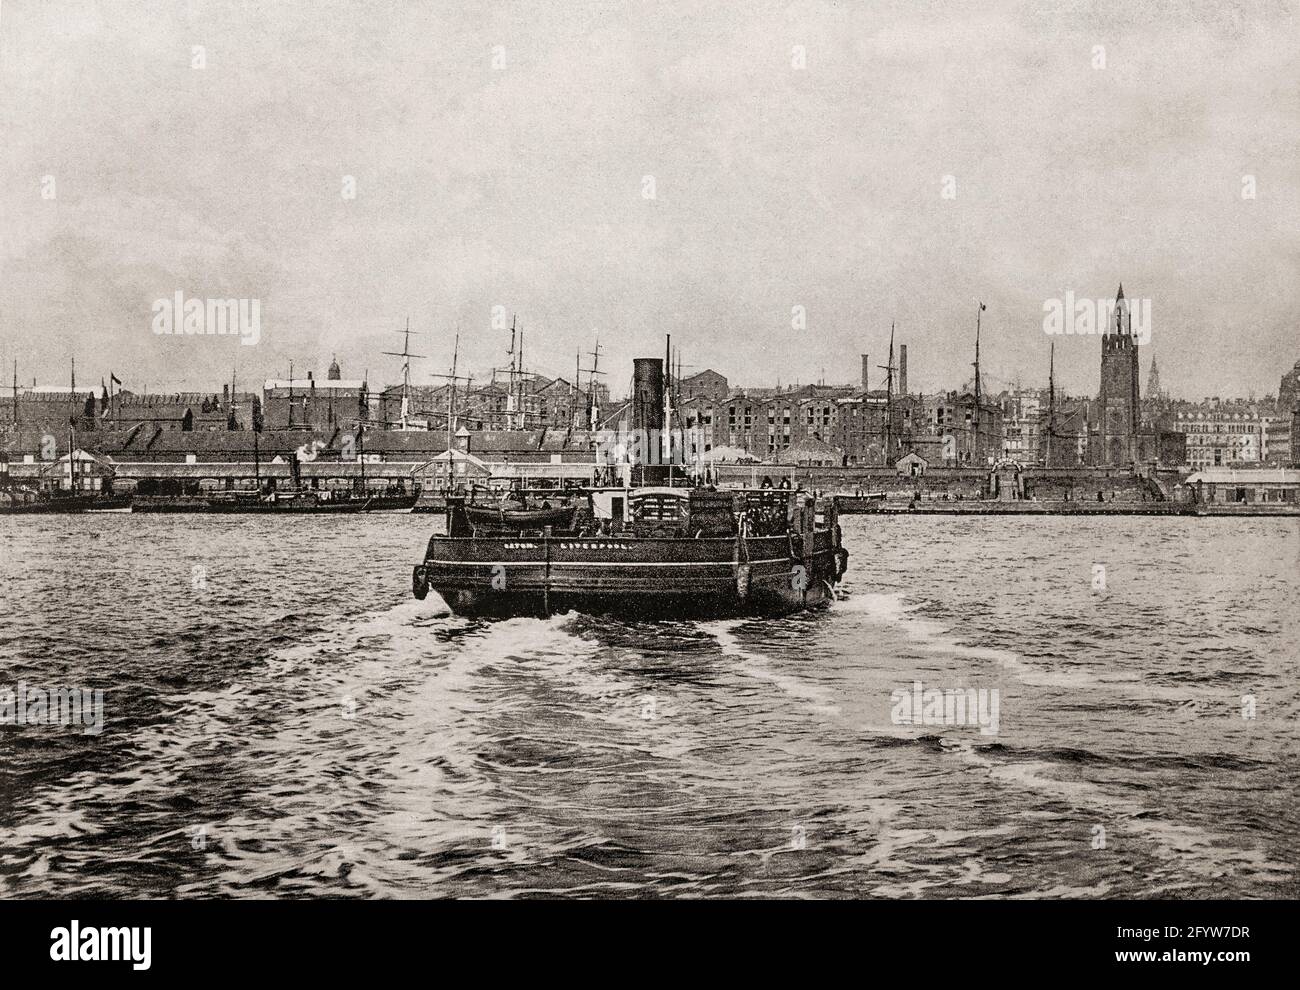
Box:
834 547 849 581
412 566 430 600
832 520 848 581
736 563 752 600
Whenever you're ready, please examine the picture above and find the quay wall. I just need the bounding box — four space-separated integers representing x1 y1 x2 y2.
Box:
712 464 1174 500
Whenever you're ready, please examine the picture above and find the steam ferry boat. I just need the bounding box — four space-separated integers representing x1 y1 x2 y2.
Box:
410 356 849 618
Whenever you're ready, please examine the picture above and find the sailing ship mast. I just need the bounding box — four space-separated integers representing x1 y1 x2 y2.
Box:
500 317 537 430
504 311 520 428
878 323 895 466
431 332 473 457
973 302 986 464
517 323 526 429
583 338 604 432
448 333 459 450
357 418 365 491
508 316 516 427
1046 341 1056 466
381 318 425 430
356 368 367 492
664 334 673 483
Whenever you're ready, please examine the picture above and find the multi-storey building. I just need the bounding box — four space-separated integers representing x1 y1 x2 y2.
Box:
677 369 729 404
679 383 850 461
1293 407 1300 467
1174 405 1267 468
678 398 722 460
833 393 890 465
1262 413 1288 465
1279 358 1300 413
914 391 1005 466
749 384 851 459
998 388 1043 463
263 359 369 431
533 377 590 429
0 387 98 437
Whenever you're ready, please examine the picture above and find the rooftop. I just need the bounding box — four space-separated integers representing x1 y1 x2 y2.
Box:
1187 468 1300 484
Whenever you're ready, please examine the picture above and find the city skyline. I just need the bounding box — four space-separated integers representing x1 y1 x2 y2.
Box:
3 2 1297 402
2 320 1294 407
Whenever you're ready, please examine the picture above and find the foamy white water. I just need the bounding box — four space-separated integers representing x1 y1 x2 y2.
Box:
0 513 1295 898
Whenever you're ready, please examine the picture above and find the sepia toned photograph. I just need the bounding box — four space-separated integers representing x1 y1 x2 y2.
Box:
0 0 1295 972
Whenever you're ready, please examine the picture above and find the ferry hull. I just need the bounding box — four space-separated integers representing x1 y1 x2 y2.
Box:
414 534 844 618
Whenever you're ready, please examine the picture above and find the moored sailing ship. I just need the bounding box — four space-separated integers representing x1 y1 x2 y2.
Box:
0 491 132 514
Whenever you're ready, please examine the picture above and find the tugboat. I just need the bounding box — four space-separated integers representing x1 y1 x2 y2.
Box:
410 357 849 617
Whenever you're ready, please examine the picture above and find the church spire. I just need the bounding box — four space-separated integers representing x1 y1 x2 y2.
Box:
1114 282 1129 335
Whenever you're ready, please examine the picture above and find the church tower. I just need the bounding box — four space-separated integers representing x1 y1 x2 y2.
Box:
327 354 342 381
1095 283 1141 466
1147 353 1161 399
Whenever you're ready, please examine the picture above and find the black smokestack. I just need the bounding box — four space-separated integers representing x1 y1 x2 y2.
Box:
632 357 667 485
632 358 664 435
899 345 908 397
862 354 869 391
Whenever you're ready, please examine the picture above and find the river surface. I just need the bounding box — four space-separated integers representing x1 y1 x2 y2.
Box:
1 514 1296 898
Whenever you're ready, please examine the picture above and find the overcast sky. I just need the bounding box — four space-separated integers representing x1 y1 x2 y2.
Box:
2 0 1297 400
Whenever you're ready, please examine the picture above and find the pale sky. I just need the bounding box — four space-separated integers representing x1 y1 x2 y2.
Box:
2 0 1297 400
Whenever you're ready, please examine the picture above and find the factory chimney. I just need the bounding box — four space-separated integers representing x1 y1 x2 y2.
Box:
899 345 908 397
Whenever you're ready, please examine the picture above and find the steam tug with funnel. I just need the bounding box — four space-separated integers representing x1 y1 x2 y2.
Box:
411 355 849 618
